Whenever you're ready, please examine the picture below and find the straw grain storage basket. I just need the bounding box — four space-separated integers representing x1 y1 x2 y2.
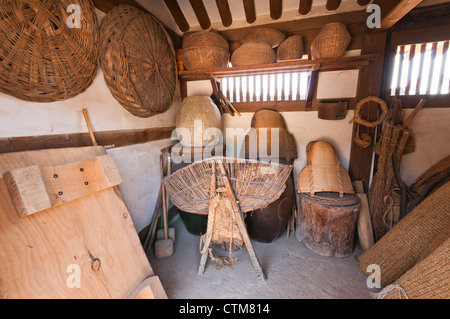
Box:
99 5 177 118
310 22 351 60
0 0 99 102
297 141 354 196
183 31 229 50
277 35 304 61
358 181 450 287
175 96 221 148
163 157 293 215
377 238 450 299
231 42 276 67
242 28 286 48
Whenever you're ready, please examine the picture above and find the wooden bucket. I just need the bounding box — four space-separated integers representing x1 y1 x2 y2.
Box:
296 193 360 257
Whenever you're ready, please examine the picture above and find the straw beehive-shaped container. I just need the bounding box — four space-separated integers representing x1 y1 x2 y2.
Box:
311 22 351 60
182 31 230 70
176 96 221 148
0 0 99 102
231 42 276 67
277 35 304 61
99 5 177 118
242 28 286 48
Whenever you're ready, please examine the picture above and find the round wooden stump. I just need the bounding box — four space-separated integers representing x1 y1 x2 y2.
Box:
296 193 360 258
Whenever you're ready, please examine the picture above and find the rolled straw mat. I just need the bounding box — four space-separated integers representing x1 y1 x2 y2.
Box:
377 238 450 299
358 181 450 287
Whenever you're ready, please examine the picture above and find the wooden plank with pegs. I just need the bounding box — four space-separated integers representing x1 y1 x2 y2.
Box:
4 155 121 218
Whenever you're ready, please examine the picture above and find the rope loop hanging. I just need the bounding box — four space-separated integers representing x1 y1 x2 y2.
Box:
352 96 389 128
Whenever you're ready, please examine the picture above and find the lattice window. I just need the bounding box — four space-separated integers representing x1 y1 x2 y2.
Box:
390 40 450 96
220 71 311 103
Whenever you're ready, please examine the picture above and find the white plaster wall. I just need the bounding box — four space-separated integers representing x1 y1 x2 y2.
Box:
400 108 450 186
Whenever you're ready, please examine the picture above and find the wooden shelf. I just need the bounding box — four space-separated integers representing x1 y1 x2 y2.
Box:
178 54 379 81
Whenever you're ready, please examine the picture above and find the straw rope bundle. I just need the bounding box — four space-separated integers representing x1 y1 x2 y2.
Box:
377 238 450 299
310 22 351 60
99 5 176 118
231 41 276 67
358 181 450 287
163 157 292 215
0 0 99 102
277 35 304 61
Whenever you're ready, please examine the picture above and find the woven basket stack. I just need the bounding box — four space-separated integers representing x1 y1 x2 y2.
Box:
182 31 230 70
0 0 99 102
231 28 285 67
311 22 351 60
99 5 177 118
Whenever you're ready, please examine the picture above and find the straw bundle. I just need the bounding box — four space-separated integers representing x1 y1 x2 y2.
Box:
277 35 304 61
377 238 450 299
231 42 276 67
310 22 351 60
358 181 450 287
242 28 286 48
0 0 99 102
99 5 177 118
175 96 221 148
163 157 293 215
297 141 354 196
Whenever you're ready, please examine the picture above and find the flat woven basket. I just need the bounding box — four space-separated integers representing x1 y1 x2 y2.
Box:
358 181 450 287
0 0 99 102
242 28 286 48
163 157 293 215
99 5 177 117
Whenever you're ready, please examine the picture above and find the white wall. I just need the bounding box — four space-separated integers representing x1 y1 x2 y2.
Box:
0 9 181 233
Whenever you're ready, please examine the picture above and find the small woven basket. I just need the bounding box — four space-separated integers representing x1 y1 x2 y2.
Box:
0 0 99 102
310 22 351 60
242 28 286 48
231 41 276 67
277 35 304 61
183 31 229 50
251 109 287 129
99 5 177 118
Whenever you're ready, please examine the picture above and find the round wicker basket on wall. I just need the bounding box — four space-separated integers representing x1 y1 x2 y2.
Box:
99 5 177 118
0 0 99 102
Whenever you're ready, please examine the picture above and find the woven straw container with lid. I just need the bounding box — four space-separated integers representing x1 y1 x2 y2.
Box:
176 96 221 148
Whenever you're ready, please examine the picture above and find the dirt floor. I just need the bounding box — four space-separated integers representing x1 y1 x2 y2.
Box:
146 217 377 299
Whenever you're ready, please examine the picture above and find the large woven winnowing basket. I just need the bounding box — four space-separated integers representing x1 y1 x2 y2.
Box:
99 5 177 118
0 0 99 102
277 35 304 61
358 181 450 287
231 41 276 67
377 238 450 299
310 22 351 60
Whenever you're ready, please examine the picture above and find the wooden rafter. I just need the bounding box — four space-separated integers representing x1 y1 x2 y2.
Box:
243 0 256 24
189 0 211 30
326 0 341 11
163 0 190 32
372 0 423 30
357 0 371 6
215 0 233 27
270 0 283 20
299 0 313 15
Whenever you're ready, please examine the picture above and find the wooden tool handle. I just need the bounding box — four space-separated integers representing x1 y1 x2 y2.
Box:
402 99 427 129
82 109 98 146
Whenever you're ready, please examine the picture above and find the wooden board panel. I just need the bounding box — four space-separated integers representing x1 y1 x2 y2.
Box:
0 147 158 299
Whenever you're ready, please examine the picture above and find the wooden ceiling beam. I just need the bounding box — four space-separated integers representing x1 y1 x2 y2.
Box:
163 0 190 33
357 0 371 6
270 0 283 20
243 0 256 24
189 0 211 30
326 0 341 11
373 0 423 30
215 0 233 27
299 0 313 15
